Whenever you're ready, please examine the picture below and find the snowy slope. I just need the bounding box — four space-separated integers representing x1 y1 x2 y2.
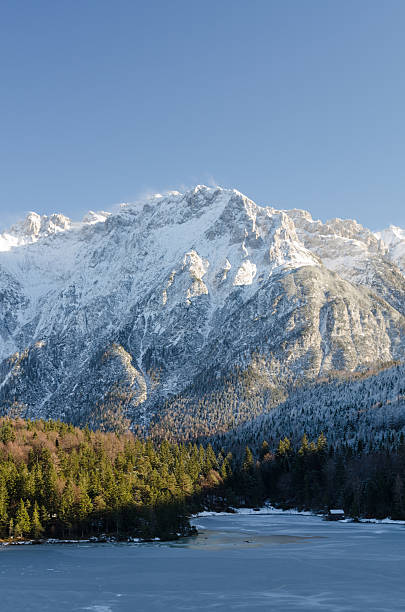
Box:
0 186 404 430
375 225 405 275
285 210 405 316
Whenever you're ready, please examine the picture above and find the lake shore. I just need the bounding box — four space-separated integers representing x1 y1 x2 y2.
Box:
2 501 404 546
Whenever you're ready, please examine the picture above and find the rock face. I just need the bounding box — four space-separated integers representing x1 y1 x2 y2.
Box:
0 186 404 430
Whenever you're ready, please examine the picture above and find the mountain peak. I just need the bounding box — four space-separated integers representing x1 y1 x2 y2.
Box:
82 210 111 225
0 211 72 251
11 211 71 237
0 185 405 430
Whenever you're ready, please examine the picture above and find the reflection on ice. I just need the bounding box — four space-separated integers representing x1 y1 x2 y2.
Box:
178 528 321 550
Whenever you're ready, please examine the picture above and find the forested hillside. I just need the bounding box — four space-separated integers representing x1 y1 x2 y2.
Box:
0 418 231 541
147 361 405 456
214 361 405 455
1 415 405 545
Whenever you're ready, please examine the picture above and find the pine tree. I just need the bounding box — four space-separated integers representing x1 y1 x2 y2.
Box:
298 434 309 455
59 480 76 531
277 437 291 456
31 502 44 539
40 505 49 529
14 499 31 538
259 440 270 460
0 421 16 443
317 432 327 452
0 480 8 538
242 446 254 474
77 487 93 522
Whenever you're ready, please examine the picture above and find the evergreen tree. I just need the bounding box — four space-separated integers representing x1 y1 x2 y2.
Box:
31 502 44 539
14 500 31 538
0 480 8 538
242 446 254 473
259 440 270 460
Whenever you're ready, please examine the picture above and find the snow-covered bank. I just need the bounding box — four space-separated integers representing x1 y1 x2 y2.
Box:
194 504 316 518
353 517 405 525
0 535 162 546
194 503 405 524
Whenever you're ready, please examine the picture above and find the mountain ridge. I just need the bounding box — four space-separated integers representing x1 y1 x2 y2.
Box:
0 186 404 433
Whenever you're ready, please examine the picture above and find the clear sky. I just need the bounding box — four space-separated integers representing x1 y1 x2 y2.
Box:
0 0 404 231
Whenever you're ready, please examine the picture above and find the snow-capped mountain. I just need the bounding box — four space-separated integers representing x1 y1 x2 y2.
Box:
0 186 404 431
375 225 405 275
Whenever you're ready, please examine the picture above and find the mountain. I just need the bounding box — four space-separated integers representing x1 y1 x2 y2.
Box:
0 186 404 435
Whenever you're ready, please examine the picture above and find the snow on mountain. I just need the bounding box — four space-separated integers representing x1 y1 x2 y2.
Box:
376 224 405 247
286 209 383 281
0 209 112 252
375 225 405 274
0 186 404 431
285 210 405 317
0 212 71 251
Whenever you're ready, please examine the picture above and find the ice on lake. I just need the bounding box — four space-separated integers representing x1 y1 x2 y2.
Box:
1 512 405 611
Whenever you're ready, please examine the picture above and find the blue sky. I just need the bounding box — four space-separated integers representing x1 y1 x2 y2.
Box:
0 0 404 231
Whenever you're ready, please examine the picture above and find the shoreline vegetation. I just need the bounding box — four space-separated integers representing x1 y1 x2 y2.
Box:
0 418 404 545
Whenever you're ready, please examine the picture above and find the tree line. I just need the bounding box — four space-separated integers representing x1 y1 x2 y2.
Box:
229 433 405 519
1 417 404 543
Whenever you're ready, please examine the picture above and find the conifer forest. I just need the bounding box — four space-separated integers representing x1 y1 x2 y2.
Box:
1 413 404 543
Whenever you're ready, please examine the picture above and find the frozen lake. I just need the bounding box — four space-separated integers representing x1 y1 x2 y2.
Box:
1 512 405 611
